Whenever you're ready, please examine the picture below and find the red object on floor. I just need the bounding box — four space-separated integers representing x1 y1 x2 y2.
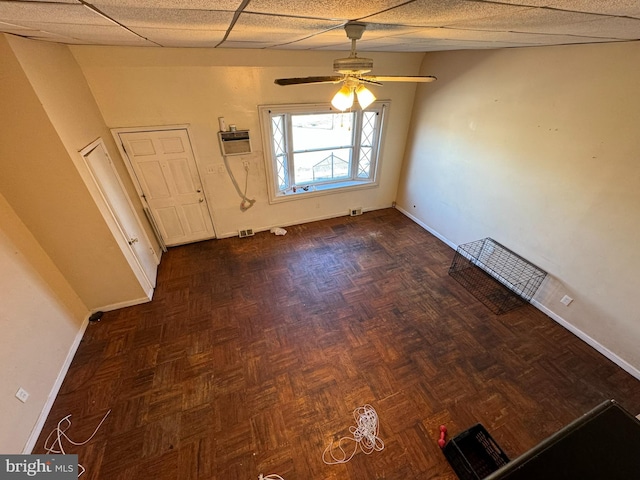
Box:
438 425 447 448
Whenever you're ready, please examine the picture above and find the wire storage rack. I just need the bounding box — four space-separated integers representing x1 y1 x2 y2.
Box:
448 238 547 315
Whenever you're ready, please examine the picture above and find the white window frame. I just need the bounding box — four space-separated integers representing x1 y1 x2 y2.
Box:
258 101 389 204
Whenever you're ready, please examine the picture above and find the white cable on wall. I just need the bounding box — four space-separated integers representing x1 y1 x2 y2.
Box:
223 155 256 211
43 410 111 477
322 404 384 464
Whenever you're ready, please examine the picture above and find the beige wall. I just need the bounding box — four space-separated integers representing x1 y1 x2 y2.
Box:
0 192 87 452
0 35 157 451
397 41 640 371
0 35 148 309
70 46 424 236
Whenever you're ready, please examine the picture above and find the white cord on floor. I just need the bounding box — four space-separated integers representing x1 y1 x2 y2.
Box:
322 404 384 464
43 410 111 477
258 474 285 480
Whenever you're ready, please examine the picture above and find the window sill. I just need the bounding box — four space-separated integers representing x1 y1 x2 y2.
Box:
269 180 378 204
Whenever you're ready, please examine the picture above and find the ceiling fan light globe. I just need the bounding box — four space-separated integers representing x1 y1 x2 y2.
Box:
332 85 354 111
355 85 376 109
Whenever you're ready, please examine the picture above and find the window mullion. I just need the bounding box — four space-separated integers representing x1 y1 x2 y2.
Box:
285 113 295 188
352 111 363 180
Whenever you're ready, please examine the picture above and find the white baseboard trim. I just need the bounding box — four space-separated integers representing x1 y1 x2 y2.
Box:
396 207 640 382
531 300 640 381
96 295 151 313
22 316 90 453
217 207 385 239
394 206 457 250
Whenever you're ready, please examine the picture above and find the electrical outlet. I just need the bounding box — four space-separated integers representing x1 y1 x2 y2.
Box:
350 207 363 216
239 228 255 238
561 295 573 306
242 160 250 168
16 387 29 403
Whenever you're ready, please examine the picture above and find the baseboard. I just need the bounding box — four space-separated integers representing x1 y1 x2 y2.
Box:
22 315 90 453
217 207 385 239
394 206 457 250
396 207 640 382
531 300 640 381
95 295 151 313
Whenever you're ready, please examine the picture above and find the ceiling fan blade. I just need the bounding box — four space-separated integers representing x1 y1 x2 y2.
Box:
358 77 382 86
274 76 342 86
364 75 437 83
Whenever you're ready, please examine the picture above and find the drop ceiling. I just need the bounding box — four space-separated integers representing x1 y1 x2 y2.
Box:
0 0 639 51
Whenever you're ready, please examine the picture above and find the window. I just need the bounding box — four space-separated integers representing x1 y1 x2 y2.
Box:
259 101 388 202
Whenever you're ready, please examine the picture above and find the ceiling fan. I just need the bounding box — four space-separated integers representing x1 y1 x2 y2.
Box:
274 22 437 110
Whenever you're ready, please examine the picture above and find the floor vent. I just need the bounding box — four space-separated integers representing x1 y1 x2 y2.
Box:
239 228 255 238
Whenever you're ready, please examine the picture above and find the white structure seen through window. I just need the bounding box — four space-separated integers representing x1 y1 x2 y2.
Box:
259 102 388 202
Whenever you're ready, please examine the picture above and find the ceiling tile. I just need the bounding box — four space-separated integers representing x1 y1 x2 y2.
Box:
88 0 242 10
17 0 79 3
0 20 35 31
12 21 151 43
245 0 408 20
217 41 277 49
98 6 234 29
132 26 226 47
281 23 426 46
390 26 618 45
496 1 640 17
362 0 535 27
450 7 640 39
225 12 342 44
554 16 640 39
0 1 114 25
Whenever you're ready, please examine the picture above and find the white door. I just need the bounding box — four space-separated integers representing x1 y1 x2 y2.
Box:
116 129 215 246
81 139 158 292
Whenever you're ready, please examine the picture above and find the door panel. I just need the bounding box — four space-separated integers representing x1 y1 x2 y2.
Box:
183 204 208 233
160 136 185 153
82 140 158 290
157 207 185 239
168 158 196 194
137 160 171 198
129 138 156 156
117 129 215 246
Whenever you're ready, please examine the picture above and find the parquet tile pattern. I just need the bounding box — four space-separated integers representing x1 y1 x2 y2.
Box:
35 209 640 479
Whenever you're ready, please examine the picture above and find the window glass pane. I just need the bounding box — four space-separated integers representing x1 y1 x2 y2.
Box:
271 115 289 191
291 113 354 151
358 147 372 178
293 148 352 184
357 111 377 178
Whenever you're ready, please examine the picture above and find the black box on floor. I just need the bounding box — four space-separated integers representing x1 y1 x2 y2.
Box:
443 423 510 480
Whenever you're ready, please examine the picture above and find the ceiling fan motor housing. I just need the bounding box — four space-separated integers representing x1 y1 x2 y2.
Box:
333 56 374 75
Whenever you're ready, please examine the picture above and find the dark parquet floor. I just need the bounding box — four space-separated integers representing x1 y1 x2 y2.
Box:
35 208 640 479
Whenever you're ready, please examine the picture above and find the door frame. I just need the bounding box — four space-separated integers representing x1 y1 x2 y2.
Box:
79 138 158 299
111 124 217 243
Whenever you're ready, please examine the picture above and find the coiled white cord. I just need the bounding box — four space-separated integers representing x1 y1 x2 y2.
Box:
43 410 111 477
223 155 256 211
322 404 384 464
258 475 285 480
